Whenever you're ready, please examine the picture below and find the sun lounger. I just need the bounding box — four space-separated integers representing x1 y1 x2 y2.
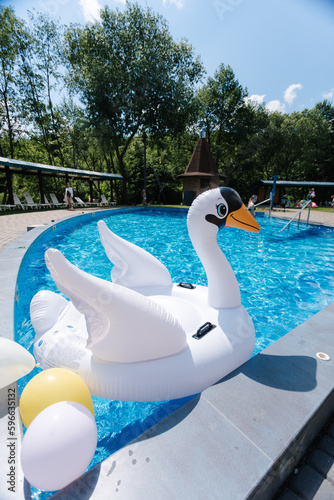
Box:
0 203 16 210
23 192 44 209
74 197 86 207
49 193 67 207
13 193 30 210
100 195 116 206
43 195 55 208
74 197 98 207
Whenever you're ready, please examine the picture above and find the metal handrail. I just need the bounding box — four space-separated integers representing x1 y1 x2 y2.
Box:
254 198 271 208
277 200 312 232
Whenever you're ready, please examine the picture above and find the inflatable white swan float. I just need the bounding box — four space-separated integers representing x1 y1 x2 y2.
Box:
30 187 260 402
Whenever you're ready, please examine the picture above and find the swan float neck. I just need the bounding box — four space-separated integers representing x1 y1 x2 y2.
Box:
187 187 260 309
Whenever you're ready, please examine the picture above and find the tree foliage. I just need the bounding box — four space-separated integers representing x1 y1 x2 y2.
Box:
0 7 25 158
16 11 66 167
63 2 204 201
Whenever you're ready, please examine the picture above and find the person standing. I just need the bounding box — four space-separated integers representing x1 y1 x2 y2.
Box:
141 188 148 206
64 181 74 210
307 188 315 201
247 195 257 216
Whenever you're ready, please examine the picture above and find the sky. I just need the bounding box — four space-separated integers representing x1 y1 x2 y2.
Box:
2 0 334 113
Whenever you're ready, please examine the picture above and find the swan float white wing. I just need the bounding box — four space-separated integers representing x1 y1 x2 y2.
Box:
42 248 186 363
98 220 172 289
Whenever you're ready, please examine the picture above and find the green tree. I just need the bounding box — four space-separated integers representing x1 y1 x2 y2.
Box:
18 11 65 166
198 64 249 167
260 109 331 182
64 2 204 202
246 106 332 203
0 100 6 156
292 108 331 181
17 19 53 164
315 100 334 179
0 7 25 159
124 130 197 205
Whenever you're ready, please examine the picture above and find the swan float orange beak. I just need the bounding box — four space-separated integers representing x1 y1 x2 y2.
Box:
226 204 260 233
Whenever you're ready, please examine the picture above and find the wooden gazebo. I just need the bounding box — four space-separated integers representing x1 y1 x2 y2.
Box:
178 133 223 206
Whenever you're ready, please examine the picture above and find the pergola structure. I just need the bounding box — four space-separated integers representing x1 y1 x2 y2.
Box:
0 156 123 206
257 180 334 205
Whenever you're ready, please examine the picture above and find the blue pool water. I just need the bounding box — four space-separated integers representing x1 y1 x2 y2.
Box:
15 207 334 497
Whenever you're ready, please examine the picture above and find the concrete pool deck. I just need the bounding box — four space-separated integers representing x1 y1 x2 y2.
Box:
0 207 333 499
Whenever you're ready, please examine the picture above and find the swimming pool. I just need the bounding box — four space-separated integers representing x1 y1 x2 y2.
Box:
15 207 334 496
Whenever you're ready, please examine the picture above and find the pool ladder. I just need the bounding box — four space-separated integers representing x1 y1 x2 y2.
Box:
277 199 312 232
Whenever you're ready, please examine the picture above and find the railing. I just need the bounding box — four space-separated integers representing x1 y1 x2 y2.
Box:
247 198 271 216
277 200 312 232
254 197 271 208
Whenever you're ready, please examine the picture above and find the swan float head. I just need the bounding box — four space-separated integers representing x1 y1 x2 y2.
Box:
188 187 260 234
187 187 260 309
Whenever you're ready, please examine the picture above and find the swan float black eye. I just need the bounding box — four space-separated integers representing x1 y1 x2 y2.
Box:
217 203 227 218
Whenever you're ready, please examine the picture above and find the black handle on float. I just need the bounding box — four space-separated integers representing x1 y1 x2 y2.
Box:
193 322 216 340
178 282 196 290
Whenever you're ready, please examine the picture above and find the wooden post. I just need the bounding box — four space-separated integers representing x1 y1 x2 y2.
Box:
38 171 45 204
5 164 14 205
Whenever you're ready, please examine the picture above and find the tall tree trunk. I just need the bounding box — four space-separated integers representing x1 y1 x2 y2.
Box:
19 51 54 164
47 70 65 167
0 139 5 157
2 85 15 158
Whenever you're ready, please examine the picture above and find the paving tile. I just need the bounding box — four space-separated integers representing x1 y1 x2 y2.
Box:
0 297 15 338
0 207 111 252
276 487 302 500
308 449 334 483
319 435 334 460
327 423 334 439
289 464 334 500
270 210 334 228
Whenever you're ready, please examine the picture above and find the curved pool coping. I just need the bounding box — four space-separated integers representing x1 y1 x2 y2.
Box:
0 210 334 499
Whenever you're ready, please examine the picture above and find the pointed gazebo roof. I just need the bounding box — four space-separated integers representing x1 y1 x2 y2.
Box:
178 137 223 178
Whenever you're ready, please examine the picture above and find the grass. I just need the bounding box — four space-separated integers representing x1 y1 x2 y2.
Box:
257 206 334 213
313 207 334 213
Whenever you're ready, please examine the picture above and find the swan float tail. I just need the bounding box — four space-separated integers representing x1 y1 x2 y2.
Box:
98 220 172 289
44 249 186 363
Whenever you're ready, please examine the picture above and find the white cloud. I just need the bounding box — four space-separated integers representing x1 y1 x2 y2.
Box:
245 94 266 106
78 0 102 22
163 0 185 7
283 83 302 106
248 83 304 113
322 88 334 100
266 100 285 113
